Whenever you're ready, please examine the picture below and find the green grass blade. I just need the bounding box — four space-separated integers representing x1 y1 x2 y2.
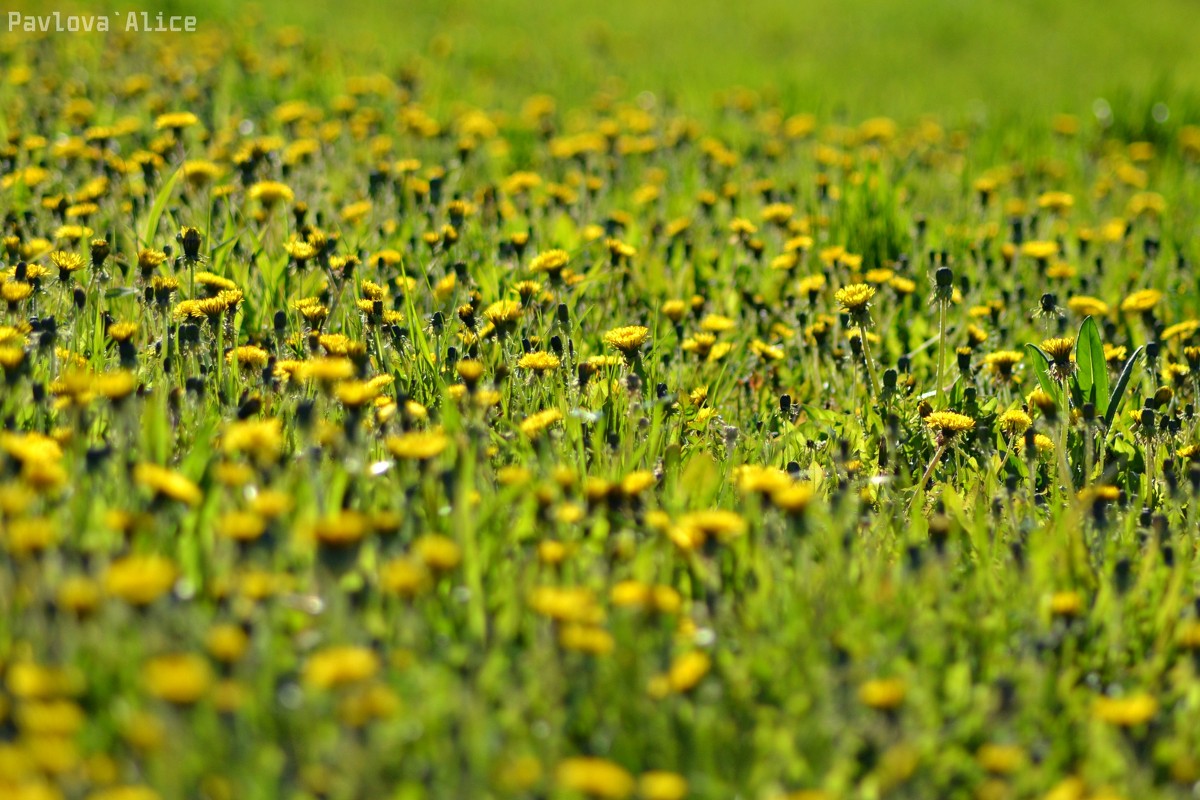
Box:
1024 343 1060 405
1103 345 1145 430
142 165 184 246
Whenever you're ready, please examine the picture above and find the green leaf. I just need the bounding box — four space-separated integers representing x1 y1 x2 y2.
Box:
1103 345 1145 430
141 165 183 246
1075 316 1109 416
1024 343 1060 404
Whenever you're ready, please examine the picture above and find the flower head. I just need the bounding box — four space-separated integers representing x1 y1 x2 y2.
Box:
1040 336 1076 381
925 411 976 445
603 325 650 355
835 283 875 324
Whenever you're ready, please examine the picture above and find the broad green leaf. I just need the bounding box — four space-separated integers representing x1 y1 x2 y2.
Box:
1024 343 1060 404
1075 316 1109 416
1103 345 1145 430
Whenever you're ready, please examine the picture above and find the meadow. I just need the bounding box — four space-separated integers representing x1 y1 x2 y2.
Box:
3 1 1200 798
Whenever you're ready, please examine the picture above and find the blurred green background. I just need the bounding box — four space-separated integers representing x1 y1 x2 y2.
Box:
22 0 1200 118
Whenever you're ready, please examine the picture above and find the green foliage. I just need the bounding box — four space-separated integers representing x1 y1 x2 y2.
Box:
1 3 1199 799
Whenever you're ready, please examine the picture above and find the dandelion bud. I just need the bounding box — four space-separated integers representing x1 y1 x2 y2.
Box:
177 227 203 262
91 238 110 267
956 347 971 375
935 266 954 292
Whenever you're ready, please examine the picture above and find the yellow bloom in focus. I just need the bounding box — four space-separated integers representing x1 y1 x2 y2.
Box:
835 283 875 321
603 325 651 354
924 411 975 439
483 299 522 325
517 351 561 373
1040 336 1076 381
998 409 1032 437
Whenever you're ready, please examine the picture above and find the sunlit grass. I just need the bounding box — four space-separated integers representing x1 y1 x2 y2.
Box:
1 4 1200 800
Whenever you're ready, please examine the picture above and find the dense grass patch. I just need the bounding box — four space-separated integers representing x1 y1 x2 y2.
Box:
1 4 1200 800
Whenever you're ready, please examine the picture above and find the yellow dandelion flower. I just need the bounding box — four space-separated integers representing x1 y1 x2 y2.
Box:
387 431 449 461
603 325 650 354
924 411 975 438
104 555 177 606
303 646 380 690
859 678 906 710
1120 289 1163 314
998 409 1033 437
133 463 202 506
143 654 211 705
835 283 875 317
248 181 295 207
555 758 635 800
1067 296 1110 317
520 408 563 438
1093 694 1157 727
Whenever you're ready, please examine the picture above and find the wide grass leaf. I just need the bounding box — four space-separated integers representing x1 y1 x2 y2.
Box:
1074 316 1109 415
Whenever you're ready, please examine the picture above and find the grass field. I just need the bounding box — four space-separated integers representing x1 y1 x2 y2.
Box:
2 1 1200 798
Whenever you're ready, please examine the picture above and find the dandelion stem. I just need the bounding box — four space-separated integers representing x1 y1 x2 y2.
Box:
859 325 879 399
1083 424 1093 488
935 300 948 407
914 441 949 508
1057 386 1075 496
